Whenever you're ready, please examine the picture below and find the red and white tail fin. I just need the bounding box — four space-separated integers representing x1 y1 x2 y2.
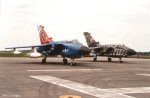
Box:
38 25 53 45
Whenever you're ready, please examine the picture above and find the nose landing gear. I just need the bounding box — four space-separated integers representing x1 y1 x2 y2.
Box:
107 57 112 62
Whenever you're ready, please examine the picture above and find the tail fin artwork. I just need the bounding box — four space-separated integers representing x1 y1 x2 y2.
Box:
38 25 53 45
83 32 98 47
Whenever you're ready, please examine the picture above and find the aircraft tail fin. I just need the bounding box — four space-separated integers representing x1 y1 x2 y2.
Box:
83 32 99 47
38 25 53 45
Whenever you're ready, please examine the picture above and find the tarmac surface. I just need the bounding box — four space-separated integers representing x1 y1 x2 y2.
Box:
0 57 150 98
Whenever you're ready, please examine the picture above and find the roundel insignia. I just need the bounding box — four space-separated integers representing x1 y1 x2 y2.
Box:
59 95 81 98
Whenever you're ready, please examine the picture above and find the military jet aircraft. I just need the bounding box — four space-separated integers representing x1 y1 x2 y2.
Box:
5 25 90 65
84 32 136 63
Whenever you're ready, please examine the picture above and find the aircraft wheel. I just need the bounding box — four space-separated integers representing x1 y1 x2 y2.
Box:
119 60 123 63
42 58 46 64
70 62 76 66
63 59 68 64
93 57 97 62
108 57 112 62
119 58 123 63
119 61 123 63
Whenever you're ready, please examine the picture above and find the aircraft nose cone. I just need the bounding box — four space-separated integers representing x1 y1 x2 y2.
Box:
127 49 136 55
79 46 91 55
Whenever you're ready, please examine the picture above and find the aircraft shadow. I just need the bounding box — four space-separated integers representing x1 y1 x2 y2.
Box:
80 60 138 64
19 61 88 67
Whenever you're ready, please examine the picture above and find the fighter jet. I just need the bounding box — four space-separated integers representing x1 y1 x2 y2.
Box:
83 32 136 63
5 25 90 65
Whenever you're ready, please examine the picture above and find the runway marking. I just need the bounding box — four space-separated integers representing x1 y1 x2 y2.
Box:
136 73 150 77
27 69 102 72
30 75 134 98
107 87 150 94
2 94 21 98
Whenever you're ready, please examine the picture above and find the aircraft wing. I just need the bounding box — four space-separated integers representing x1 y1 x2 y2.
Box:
6 43 64 51
5 43 64 56
5 44 50 49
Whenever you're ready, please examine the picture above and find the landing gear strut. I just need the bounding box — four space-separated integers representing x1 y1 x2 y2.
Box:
70 58 76 66
93 57 97 62
42 56 47 64
63 57 68 64
93 54 97 62
108 57 112 62
119 57 123 63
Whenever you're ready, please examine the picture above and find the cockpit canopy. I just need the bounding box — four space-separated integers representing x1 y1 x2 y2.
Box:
116 44 129 49
66 39 83 45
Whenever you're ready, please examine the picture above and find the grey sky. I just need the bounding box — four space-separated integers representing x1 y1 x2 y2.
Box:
0 0 150 52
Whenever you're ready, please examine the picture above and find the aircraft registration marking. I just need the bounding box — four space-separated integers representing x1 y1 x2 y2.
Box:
30 75 135 98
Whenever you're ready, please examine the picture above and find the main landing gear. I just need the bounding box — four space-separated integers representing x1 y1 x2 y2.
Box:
63 57 68 64
107 57 123 63
63 57 76 66
42 56 47 64
93 57 97 62
107 57 112 62
42 56 76 66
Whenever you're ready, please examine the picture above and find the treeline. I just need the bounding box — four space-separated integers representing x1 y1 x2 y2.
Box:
129 52 150 59
137 52 150 56
0 51 26 57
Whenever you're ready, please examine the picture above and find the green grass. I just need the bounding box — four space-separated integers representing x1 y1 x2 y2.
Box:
0 52 26 57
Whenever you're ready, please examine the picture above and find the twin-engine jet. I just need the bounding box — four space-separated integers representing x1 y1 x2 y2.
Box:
84 32 136 63
6 25 90 65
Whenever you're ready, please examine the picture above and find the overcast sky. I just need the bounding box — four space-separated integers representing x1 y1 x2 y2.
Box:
0 0 150 52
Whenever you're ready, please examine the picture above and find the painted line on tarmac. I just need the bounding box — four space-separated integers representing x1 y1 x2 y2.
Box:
30 75 134 98
2 94 21 98
27 69 102 72
136 73 150 77
107 87 150 94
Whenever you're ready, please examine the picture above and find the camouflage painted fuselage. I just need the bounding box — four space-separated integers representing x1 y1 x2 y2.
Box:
84 32 136 58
